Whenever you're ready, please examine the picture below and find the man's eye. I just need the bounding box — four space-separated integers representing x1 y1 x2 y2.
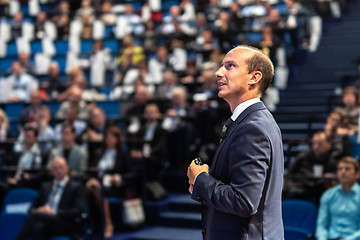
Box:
225 64 234 70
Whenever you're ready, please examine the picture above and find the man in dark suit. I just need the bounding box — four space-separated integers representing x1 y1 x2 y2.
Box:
14 157 85 240
187 45 284 240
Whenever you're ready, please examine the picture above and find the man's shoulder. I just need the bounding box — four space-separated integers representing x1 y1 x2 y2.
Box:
322 184 342 200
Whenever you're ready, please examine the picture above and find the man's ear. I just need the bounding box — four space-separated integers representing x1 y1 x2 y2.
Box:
249 71 262 85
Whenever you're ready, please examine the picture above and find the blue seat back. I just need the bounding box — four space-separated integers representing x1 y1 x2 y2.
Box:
282 199 318 238
1 188 38 214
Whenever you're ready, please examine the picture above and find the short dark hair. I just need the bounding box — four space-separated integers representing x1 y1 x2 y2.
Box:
338 156 359 173
234 45 274 94
24 125 38 137
341 86 360 106
61 121 76 134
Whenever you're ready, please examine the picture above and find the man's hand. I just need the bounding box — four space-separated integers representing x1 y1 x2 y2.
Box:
187 160 209 189
36 206 55 214
7 178 18 185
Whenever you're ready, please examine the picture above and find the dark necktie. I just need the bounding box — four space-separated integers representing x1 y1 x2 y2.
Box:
220 118 233 142
47 182 61 210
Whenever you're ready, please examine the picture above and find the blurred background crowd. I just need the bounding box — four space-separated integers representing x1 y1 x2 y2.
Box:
0 0 360 239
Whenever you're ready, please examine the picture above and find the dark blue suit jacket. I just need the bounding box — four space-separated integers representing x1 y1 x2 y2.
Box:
192 101 284 240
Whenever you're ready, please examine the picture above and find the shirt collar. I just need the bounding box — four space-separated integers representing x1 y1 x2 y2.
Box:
54 175 69 188
231 98 261 121
337 182 360 194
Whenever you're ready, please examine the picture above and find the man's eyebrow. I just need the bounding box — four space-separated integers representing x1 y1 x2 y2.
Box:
221 60 236 65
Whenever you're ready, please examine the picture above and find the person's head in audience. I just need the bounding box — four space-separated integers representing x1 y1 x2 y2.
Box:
93 39 103 53
135 85 151 104
163 71 178 87
169 5 181 18
324 111 343 137
103 126 123 151
124 4 134 15
144 103 162 123
73 75 87 90
337 156 359 192
81 0 92 9
171 87 187 107
341 86 359 108
68 66 83 83
29 91 42 107
23 126 38 151
65 105 80 123
36 11 47 25
61 122 76 149
50 157 69 181
12 11 23 25
312 131 332 160
49 62 60 79
285 0 297 9
58 1 70 13
18 52 31 68
68 87 83 103
90 107 106 129
37 106 52 129
11 61 24 77
156 46 168 63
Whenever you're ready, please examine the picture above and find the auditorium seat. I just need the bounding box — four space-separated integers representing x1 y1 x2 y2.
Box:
282 199 318 240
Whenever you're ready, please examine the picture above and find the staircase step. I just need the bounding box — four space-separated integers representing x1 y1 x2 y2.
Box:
159 211 201 229
129 226 202 240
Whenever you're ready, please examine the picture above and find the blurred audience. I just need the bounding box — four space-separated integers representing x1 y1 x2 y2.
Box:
316 156 360 240
14 157 85 240
49 122 88 179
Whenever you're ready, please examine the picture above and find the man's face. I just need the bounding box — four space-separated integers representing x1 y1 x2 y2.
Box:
91 109 104 128
337 162 359 187
215 49 253 103
61 127 75 145
51 159 68 181
24 130 36 149
312 134 331 158
144 105 160 121
30 92 42 106
343 93 357 107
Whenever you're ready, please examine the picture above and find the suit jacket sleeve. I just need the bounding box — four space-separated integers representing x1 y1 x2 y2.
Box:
192 121 271 218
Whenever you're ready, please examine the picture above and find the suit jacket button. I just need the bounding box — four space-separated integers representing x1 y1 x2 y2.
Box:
196 197 200 201
202 229 206 235
201 200 206 205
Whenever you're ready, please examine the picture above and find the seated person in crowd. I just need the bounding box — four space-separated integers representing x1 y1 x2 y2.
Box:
14 106 56 160
334 86 360 136
86 126 136 238
283 131 339 202
162 86 196 168
155 71 179 100
56 86 89 120
55 105 87 141
324 111 352 160
77 107 110 165
6 62 37 102
49 122 88 179
41 62 68 100
316 156 360 240
8 126 42 187
19 91 44 128
14 157 85 240
129 103 167 182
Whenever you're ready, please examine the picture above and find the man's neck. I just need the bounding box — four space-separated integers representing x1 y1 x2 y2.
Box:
228 93 261 113
342 182 356 193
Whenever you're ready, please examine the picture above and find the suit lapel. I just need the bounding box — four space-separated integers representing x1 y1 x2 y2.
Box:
210 102 267 174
